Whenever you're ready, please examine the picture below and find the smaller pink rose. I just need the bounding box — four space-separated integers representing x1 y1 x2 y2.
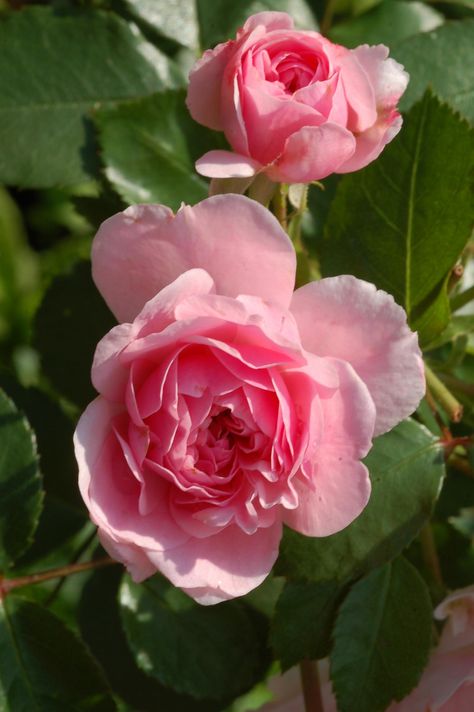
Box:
186 12 408 183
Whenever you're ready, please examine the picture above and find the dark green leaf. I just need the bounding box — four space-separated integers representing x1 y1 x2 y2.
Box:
33 261 116 408
271 581 345 670
122 0 200 49
0 390 43 569
396 19 474 124
277 419 444 583
330 0 443 48
95 91 214 210
321 92 474 344
80 568 223 712
198 0 318 49
0 7 183 188
0 595 115 711
0 188 39 347
330 558 432 712
119 575 269 701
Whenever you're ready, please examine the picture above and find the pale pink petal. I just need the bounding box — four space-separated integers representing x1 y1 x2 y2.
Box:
351 45 409 109
92 196 296 322
186 40 235 130
337 113 403 174
241 12 294 34
98 530 156 582
335 47 377 132
284 456 371 537
74 398 189 551
291 276 424 435
195 150 261 178
267 124 356 183
243 84 324 165
92 323 134 401
146 522 282 604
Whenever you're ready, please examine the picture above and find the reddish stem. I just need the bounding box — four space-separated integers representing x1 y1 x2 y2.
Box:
0 557 117 599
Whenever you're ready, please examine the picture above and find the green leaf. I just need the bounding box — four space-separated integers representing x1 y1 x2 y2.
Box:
449 507 474 542
0 595 115 711
0 7 183 188
277 419 444 583
321 91 474 345
396 19 474 124
329 0 443 48
0 188 39 347
33 261 116 408
0 390 43 570
80 568 223 712
198 0 318 49
330 558 432 712
95 91 213 211
119 575 269 701
121 0 200 49
271 581 346 670
424 314 474 350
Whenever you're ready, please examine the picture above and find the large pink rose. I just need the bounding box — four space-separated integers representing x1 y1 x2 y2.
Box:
186 12 409 183
74 195 424 604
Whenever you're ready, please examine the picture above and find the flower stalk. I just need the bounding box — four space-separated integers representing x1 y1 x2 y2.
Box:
300 659 325 712
425 363 463 423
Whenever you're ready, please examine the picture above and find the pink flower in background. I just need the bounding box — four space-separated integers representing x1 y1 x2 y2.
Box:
186 12 409 184
387 585 474 711
74 195 423 604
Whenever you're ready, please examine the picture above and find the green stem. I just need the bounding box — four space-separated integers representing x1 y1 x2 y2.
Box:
320 0 338 35
425 363 463 423
0 557 116 599
451 284 474 313
300 660 324 712
272 183 288 230
419 524 444 588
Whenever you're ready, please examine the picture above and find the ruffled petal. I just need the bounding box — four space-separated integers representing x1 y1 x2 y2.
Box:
146 522 282 604
267 123 356 183
92 195 296 322
291 276 424 435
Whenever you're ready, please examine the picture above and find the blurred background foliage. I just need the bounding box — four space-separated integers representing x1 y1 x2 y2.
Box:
0 0 473 710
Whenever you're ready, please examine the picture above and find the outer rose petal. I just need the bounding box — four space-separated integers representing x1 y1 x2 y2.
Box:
351 45 409 109
337 113 403 174
266 124 356 183
186 40 235 130
98 530 156 582
195 149 261 178
284 358 374 537
92 195 296 322
291 276 424 435
146 522 282 605
241 11 294 34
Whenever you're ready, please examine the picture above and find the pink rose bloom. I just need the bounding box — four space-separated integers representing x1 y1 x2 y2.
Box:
186 12 409 183
387 585 474 711
74 195 423 604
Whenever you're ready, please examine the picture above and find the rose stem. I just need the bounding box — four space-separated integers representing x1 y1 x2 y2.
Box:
272 183 288 230
450 284 474 312
320 0 338 35
424 363 464 423
0 557 117 599
300 660 325 712
419 524 444 588
45 526 99 606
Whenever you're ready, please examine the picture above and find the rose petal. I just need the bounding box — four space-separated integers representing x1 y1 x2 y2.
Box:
337 113 403 174
267 123 356 183
351 45 409 109
241 12 294 34
146 521 282 604
291 276 424 435
186 40 235 130
92 195 296 322
284 456 371 537
195 150 261 178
